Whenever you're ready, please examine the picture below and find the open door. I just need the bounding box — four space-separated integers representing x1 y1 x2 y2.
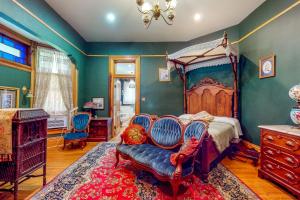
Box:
109 56 140 136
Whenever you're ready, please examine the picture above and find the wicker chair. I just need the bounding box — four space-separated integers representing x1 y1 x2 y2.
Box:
63 112 91 149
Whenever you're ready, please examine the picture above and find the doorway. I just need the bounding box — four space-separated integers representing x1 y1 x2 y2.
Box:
109 56 140 136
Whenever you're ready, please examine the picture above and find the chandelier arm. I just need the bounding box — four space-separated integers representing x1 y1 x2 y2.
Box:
146 15 154 29
161 14 173 25
137 6 151 15
162 4 171 13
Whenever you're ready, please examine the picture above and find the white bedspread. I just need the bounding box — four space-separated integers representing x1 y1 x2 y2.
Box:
179 114 243 152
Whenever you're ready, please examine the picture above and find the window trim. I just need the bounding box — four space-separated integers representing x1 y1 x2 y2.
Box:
0 24 33 71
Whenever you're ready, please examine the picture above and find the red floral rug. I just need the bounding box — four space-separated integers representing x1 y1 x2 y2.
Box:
31 143 260 200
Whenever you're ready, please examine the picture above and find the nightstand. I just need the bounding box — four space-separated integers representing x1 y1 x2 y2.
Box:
88 117 112 142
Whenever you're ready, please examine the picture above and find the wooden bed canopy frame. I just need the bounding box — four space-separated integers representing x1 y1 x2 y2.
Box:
167 32 239 118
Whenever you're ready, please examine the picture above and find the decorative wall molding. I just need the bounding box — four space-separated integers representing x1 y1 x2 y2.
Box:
8 0 300 58
231 0 300 45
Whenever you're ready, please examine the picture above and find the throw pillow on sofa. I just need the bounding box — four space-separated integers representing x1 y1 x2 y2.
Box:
122 124 147 145
170 137 200 166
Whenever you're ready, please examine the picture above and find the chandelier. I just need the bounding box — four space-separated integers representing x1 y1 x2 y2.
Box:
136 0 177 28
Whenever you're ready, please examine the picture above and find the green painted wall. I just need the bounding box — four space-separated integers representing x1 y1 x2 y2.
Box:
239 1 300 144
187 64 234 90
84 25 239 117
0 65 31 107
0 0 87 108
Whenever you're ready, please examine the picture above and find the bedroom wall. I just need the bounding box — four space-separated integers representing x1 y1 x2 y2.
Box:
0 0 87 108
239 0 300 144
84 25 239 117
0 66 31 107
84 42 185 117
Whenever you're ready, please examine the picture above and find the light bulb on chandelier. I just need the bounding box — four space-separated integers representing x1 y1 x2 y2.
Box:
136 0 177 28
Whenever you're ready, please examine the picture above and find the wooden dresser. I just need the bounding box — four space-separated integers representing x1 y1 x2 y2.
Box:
88 118 112 142
259 125 300 198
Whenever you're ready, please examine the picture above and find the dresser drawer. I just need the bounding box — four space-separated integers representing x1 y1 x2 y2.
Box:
262 159 300 186
262 129 300 153
262 146 300 168
91 120 108 127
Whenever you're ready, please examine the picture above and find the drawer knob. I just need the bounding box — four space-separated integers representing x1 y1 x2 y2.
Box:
286 141 295 147
266 164 274 169
285 157 295 164
266 135 274 141
285 173 295 180
266 150 274 155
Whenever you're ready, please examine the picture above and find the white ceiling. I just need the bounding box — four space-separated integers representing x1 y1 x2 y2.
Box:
45 0 265 42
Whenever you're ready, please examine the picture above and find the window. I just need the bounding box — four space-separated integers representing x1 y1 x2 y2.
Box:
0 34 30 65
115 62 135 75
34 47 73 116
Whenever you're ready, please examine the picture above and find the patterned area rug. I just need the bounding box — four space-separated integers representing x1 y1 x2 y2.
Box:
31 143 260 200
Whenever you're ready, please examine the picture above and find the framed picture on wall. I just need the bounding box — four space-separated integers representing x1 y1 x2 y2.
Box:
259 54 276 79
0 86 19 108
92 97 104 109
159 68 171 82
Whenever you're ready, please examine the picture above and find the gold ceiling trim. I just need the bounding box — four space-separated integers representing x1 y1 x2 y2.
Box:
11 0 87 56
231 0 300 45
9 0 300 58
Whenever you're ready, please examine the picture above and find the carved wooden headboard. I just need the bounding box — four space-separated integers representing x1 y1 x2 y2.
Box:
186 78 234 117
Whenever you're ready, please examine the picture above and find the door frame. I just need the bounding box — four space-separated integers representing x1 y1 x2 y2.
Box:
109 55 141 121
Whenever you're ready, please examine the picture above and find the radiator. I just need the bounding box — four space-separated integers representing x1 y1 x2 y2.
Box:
47 115 68 129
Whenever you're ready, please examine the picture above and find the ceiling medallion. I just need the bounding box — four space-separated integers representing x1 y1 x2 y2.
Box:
136 0 177 29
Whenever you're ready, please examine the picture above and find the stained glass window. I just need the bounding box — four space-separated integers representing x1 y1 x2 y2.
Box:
0 34 29 65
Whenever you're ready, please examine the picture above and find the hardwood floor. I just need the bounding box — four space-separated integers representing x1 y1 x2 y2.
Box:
0 137 295 200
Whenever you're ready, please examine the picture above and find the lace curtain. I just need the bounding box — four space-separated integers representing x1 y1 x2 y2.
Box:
34 47 73 116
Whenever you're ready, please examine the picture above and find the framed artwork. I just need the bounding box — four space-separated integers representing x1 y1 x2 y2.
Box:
159 68 171 82
259 54 276 79
92 97 104 109
0 86 19 108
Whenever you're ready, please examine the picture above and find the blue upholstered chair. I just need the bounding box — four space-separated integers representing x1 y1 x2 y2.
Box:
63 112 91 149
116 116 208 198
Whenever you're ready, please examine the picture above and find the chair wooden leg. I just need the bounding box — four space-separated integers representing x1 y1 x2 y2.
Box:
14 180 18 200
171 180 179 200
115 151 120 168
43 164 46 186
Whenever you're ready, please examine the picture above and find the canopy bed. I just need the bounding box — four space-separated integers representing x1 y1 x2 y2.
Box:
167 33 241 180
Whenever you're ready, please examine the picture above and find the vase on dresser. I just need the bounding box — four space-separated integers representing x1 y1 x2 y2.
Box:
289 84 300 126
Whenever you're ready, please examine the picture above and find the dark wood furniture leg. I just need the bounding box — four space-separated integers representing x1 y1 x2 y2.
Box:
201 136 209 183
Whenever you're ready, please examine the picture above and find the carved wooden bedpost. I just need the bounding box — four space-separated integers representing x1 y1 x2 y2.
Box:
183 65 187 114
230 55 239 119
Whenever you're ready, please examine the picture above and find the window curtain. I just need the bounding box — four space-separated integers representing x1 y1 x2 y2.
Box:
34 47 73 118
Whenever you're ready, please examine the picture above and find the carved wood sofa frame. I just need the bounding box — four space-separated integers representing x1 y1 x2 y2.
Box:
115 114 208 199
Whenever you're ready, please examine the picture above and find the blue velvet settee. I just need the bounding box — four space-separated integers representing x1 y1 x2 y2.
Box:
115 114 208 198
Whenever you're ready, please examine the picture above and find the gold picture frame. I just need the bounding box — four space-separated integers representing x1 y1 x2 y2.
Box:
159 68 171 82
0 86 20 108
259 54 276 79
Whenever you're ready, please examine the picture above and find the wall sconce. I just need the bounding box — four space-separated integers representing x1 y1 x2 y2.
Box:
21 86 33 105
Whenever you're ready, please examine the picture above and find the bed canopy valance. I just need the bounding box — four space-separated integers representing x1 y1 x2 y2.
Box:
167 33 239 118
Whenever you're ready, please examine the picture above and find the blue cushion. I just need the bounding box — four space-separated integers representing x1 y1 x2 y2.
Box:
132 115 151 132
72 114 90 131
150 117 182 147
117 144 193 177
184 121 206 142
63 132 88 140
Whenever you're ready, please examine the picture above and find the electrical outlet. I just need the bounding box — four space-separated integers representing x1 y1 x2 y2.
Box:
141 97 146 102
